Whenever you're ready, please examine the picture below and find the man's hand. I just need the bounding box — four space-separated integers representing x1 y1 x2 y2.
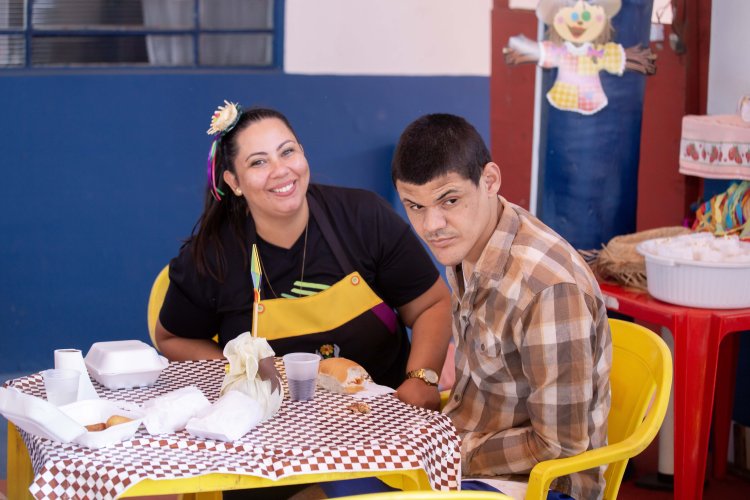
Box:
395 377 441 411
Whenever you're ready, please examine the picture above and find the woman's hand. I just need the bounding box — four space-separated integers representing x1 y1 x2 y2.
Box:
258 356 282 394
395 378 441 411
154 320 224 361
397 277 452 411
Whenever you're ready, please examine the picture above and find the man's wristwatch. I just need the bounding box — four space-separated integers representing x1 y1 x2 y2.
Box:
406 368 439 386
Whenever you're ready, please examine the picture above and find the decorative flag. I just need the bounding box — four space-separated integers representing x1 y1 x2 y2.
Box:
251 244 262 337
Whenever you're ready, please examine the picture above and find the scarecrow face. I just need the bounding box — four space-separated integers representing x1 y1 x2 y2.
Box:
553 0 607 43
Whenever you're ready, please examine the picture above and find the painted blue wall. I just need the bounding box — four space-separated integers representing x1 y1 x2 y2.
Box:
0 72 489 371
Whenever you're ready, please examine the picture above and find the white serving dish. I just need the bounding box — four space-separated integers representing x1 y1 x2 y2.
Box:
60 399 144 449
0 388 144 448
637 238 750 309
85 340 169 389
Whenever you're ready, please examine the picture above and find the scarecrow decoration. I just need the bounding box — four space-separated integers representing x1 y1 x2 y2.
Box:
504 0 656 115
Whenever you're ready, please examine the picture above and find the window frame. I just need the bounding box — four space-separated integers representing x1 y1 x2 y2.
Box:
0 0 285 70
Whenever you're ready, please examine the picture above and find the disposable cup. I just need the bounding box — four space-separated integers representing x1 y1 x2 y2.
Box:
42 368 80 406
282 353 320 401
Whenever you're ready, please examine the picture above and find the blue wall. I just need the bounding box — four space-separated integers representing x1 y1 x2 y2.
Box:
0 72 489 372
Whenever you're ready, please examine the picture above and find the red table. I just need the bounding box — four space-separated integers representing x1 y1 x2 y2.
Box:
599 282 750 500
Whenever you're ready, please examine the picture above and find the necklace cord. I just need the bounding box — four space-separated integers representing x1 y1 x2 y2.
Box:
257 221 309 299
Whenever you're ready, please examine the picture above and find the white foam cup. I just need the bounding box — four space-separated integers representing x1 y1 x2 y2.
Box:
42 368 80 406
282 353 320 401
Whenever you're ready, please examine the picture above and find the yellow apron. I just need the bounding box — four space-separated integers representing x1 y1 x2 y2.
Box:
252 195 409 388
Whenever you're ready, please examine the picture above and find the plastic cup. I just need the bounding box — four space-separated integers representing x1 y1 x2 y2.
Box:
282 353 320 401
42 368 80 406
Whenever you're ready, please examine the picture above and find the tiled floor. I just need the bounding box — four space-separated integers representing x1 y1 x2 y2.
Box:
618 437 750 499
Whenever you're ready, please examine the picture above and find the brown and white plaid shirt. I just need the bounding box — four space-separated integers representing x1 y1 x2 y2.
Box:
443 197 612 499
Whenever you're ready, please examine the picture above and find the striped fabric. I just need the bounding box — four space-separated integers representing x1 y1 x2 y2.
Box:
443 196 612 499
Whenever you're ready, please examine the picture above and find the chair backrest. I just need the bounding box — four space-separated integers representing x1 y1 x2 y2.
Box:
526 318 672 500
335 491 512 500
147 265 170 351
602 318 671 497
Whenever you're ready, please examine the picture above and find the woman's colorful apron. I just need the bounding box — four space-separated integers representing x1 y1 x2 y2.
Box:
253 196 410 388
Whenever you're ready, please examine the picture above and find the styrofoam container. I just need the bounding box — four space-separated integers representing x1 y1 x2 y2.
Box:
85 340 169 389
637 240 750 309
60 399 144 449
0 388 143 448
0 387 85 443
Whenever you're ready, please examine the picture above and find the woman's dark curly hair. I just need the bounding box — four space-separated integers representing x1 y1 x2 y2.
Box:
191 107 298 281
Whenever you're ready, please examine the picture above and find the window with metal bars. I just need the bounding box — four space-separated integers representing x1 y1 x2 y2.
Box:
0 0 281 69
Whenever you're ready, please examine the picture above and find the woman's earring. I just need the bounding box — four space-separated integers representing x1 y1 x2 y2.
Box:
235 188 242 196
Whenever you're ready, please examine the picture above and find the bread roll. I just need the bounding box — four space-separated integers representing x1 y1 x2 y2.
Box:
105 415 133 428
85 423 106 432
317 358 370 394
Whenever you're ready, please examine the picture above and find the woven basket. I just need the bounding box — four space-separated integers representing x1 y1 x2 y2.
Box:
593 226 693 290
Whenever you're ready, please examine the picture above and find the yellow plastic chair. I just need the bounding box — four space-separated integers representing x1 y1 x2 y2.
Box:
147 264 170 351
525 318 672 500
335 491 512 500
148 264 220 352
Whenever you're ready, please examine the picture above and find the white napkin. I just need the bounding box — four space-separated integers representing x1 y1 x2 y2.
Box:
186 390 263 442
351 381 396 399
54 349 100 400
220 332 283 421
142 386 210 435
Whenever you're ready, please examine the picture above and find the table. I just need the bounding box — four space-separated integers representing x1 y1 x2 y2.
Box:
5 359 461 499
599 282 750 500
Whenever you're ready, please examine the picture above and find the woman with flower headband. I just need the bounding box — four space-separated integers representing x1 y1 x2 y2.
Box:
155 101 452 414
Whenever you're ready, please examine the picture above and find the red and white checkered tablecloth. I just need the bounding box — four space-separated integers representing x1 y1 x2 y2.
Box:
7 359 461 499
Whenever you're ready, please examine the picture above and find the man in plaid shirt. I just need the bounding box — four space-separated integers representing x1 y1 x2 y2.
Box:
391 113 612 499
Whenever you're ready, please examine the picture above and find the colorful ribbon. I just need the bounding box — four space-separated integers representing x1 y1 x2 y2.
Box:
692 180 750 238
206 137 225 201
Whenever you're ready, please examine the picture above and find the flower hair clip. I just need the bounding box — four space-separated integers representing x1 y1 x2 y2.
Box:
207 100 241 136
206 100 243 201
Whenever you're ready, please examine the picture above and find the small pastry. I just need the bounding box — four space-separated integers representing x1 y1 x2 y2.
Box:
346 402 371 414
105 415 133 428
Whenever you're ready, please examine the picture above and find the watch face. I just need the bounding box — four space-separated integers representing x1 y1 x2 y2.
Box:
410 369 438 385
424 369 439 384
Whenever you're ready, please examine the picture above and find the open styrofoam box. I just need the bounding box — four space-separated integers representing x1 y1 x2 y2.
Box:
0 388 144 448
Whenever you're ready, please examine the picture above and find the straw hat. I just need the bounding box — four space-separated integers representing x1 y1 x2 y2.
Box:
592 226 692 290
537 0 622 25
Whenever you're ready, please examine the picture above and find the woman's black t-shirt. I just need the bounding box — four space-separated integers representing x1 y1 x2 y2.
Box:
160 184 440 386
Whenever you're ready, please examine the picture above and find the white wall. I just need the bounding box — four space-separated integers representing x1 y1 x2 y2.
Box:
284 0 492 76
707 0 750 114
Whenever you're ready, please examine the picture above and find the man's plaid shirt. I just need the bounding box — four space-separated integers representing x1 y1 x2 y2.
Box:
443 196 612 499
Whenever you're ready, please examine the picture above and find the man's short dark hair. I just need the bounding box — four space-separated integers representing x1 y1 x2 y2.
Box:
391 113 491 187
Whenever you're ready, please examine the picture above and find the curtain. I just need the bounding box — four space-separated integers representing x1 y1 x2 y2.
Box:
142 0 273 66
